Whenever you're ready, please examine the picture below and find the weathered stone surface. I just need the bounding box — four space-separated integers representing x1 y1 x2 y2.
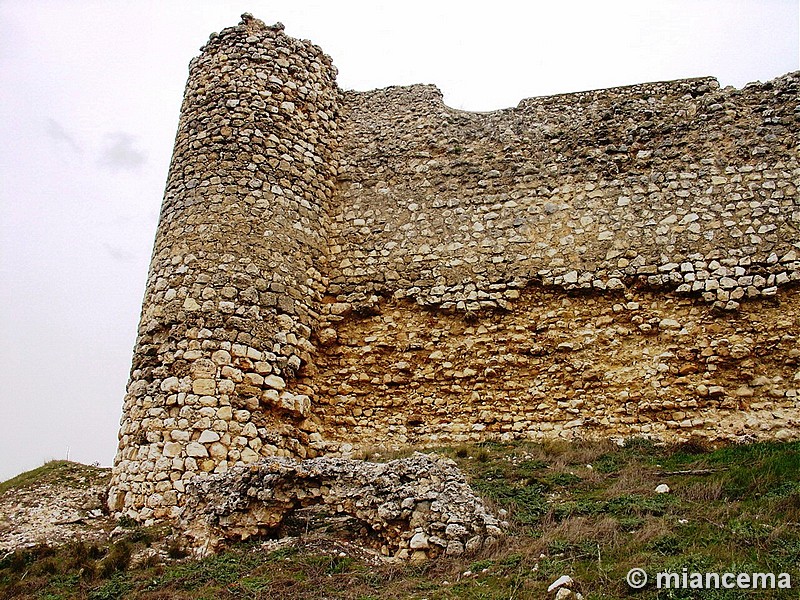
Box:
163 442 182 458
198 430 221 443
0 463 114 553
108 11 800 522
186 442 208 458
409 532 430 549
181 453 504 559
313 289 800 452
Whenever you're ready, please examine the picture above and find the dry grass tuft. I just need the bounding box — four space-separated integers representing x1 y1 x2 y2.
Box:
532 515 622 555
527 439 617 470
677 478 724 502
630 518 674 546
602 464 660 497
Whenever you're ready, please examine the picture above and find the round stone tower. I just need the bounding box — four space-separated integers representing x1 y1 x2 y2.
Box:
108 14 341 520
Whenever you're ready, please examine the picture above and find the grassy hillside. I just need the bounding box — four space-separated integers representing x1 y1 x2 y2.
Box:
0 461 108 497
2 438 799 599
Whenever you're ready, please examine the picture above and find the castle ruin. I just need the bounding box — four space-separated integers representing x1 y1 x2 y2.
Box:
108 14 800 520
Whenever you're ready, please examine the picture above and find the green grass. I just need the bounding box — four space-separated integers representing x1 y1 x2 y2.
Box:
0 461 106 496
3 439 800 598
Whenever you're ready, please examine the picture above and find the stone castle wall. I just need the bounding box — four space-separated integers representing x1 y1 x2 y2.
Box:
109 15 341 519
308 70 800 453
327 76 798 309
109 14 800 519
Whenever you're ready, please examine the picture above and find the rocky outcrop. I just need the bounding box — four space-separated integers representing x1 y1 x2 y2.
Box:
181 453 504 561
0 462 113 553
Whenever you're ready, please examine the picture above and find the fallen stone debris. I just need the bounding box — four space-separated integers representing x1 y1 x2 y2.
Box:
181 452 505 561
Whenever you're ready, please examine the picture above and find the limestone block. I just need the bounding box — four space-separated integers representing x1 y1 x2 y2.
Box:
198 430 221 443
212 350 232 365
183 297 201 311
192 379 216 395
263 375 286 390
186 442 209 458
160 377 180 393
240 447 260 463
409 532 429 549
191 359 217 378
163 442 182 458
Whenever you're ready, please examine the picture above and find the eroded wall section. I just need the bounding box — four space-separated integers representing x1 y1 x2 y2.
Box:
309 73 800 451
312 290 800 450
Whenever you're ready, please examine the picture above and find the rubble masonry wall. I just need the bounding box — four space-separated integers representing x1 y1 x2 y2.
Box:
110 14 800 519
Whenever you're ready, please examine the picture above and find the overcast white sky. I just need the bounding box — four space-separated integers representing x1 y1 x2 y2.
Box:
0 0 797 481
